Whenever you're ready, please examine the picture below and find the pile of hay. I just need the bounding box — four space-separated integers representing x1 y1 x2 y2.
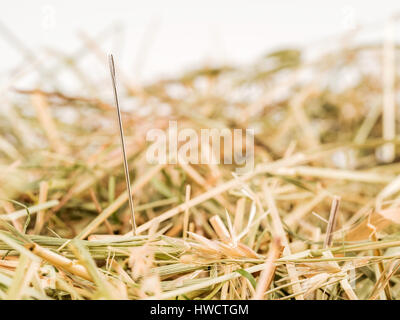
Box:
1 24 400 300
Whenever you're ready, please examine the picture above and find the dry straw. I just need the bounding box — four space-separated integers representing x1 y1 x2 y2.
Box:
1 18 400 300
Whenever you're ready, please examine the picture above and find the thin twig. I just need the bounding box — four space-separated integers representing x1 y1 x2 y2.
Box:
324 196 341 248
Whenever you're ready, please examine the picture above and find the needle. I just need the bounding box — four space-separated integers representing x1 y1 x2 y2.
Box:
108 54 136 236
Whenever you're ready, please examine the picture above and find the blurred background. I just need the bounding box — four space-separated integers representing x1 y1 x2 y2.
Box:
1 0 400 84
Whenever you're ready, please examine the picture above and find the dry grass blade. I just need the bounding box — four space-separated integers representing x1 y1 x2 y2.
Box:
2 19 400 300
253 238 283 300
324 196 340 248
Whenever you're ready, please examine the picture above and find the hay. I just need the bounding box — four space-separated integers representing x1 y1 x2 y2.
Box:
1 21 400 300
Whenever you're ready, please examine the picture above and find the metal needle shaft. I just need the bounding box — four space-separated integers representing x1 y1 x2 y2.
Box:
108 54 136 235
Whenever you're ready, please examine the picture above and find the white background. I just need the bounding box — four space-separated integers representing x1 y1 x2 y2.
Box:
1 0 400 83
